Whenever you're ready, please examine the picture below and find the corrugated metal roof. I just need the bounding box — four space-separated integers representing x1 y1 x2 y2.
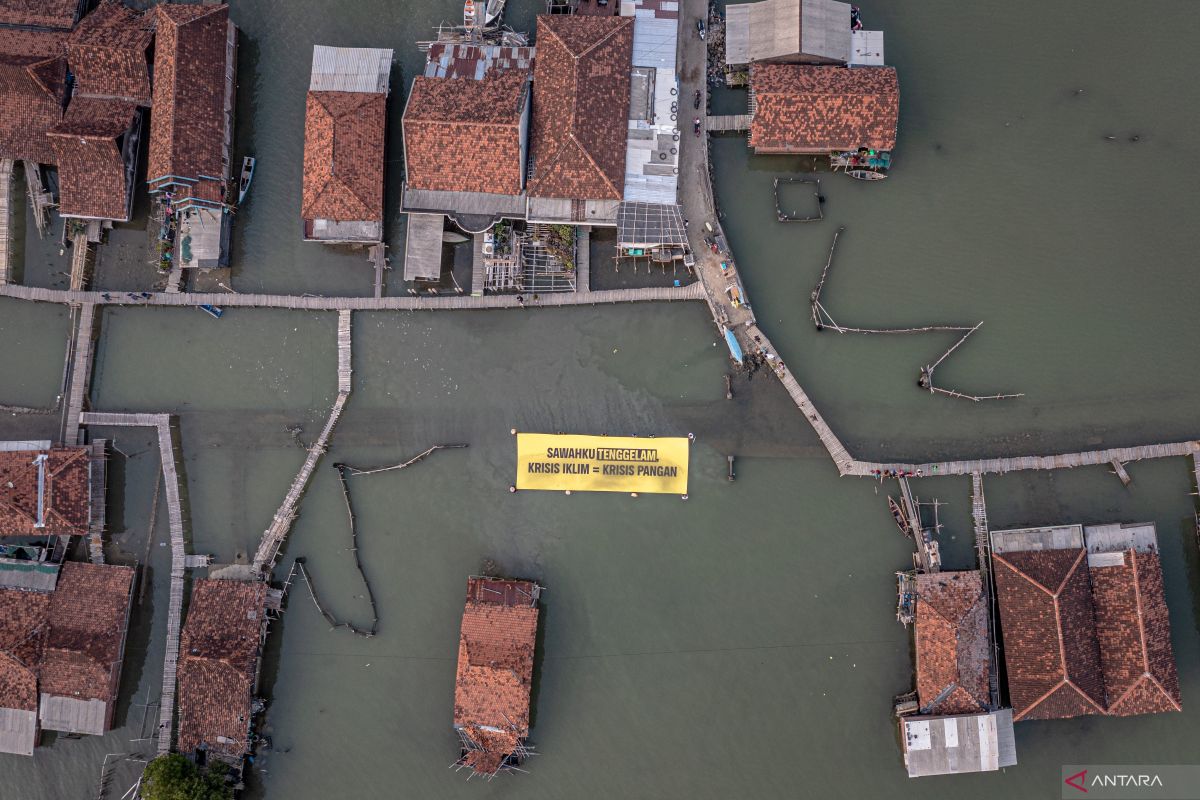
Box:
849 29 885 66
632 17 676 71
403 212 445 281
309 45 394 93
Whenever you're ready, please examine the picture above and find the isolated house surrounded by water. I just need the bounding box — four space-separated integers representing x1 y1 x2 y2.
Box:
991 522 1182 722
748 64 897 155
49 0 153 223
453 576 541 778
147 2 238 269
0 560 134 755
526 15 633 225
177 578 269 768
301 45 392 245
0 444 95 539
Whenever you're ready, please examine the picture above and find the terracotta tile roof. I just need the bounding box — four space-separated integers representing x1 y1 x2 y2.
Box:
749 65 898 153
403 71 528 195
0 0 81 30
48 98 137 220
454 577 539 776
527 15 632 200
147 4 233 188
68 0 152 105
914 571 990 715
301 90 386 222
0 588 50 711
0 447 91 537
178 579 267 761
993 548 1107 721
1090 550 1182 716
0 52 66 164
40 562 133 706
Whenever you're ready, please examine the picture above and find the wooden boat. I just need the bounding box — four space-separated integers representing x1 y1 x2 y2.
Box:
888 496 911 537
198 304 223 319
238 157 255 205
483 0 505 26
846 169 886 181
463 0 476 27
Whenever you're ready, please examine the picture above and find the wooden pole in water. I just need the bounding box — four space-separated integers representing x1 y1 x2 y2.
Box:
727 455 735 481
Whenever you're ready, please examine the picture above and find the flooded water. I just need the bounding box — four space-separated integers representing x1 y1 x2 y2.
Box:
1 0 1199 798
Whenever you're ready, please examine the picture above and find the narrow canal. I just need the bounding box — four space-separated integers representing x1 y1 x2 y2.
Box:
0 0 1198 798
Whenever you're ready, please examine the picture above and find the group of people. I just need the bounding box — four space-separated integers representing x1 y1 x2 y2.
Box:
872 468 924 478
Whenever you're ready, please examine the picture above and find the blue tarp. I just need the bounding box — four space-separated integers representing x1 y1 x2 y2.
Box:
723 328 744 363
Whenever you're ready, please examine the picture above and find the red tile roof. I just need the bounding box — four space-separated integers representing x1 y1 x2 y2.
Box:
749 65 898 154
40 561 134 709
914 571 990 715
48 97 137 220
403 70 528 196
0 51 67 164
0 588 50 712
1090 550 1182 716
0 447 92 537
302 90 386 223
68 0 153 106
147 4 234 190
0 0 81 30
454 577 539 777
527 15 632 200
993 548 1106 721
178 579 267 762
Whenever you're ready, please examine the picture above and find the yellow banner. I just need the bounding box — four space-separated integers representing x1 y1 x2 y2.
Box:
516 433 689 495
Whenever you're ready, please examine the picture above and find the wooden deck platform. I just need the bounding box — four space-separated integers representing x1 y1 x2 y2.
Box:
87 439 107 564
706 114 751 133
69 232 93 292
0 159 12 286
79 411 186 755
577 226 590 293
471 232 485 297
252 310 353 574
0 282 704 310
61 302 98 446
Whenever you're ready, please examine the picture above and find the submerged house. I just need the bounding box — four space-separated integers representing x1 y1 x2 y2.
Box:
748 64 898 156
0 560 135 755
177 578 269 768
147 2 238 269
51 0 153 223
453 576 541 778
991 522 1182 722
400 45 533 282
526 15 633 225
301 45 392 245
900 571 1016 778
0 444 97 539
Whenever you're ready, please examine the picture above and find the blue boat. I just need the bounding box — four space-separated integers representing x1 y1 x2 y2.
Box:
722 327 743 364
198 304 224 319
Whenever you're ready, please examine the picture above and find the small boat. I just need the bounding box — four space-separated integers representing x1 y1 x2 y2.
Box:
888 497 911 537
442 231 469 244
483 0 505 26
846 169 887 181
722 327 744 364
463 0 476 27
238 157 255 205
198 304 224 319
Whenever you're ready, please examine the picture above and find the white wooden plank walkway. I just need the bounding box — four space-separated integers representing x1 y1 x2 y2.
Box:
470 233 485 297
0 282 704 310
0 158 12 286
79 412 186 755
252 311 353 573
62 303 97 446
68 232 92 292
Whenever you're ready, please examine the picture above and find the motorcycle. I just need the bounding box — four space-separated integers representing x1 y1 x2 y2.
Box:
696 19 706 40
693 117 701 137
693 89 701 110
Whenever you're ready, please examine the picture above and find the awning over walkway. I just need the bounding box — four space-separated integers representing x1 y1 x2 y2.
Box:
617 201 688 248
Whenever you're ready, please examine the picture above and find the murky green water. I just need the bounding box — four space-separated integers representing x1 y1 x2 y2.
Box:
1 0 1199 798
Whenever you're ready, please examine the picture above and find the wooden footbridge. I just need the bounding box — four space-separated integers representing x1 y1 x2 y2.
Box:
0 159 12 286
61 302 98 445
252 310 353 574
79 411 187 755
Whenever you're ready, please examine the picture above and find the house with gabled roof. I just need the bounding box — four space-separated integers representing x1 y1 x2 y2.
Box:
453 576 541 778
0 560 134 755
526 15 633 225
177 578 269 768
0 444 94 539
914 571 991 716
991 522 1182 722
0 0 85 31
301 45 393 245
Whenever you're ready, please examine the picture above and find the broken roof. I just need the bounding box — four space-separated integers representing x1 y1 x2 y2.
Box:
527 15 633 201
0 588 50 712
0 447 91 537
423 43 534 79
0 0 82 30
403 70 529 196
40 561 134 704
68 0 153 105
147 3 233 187
749 64 898 153
302 90 386 223
915 571 990 716
454 577 539 777
177 579 267 761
